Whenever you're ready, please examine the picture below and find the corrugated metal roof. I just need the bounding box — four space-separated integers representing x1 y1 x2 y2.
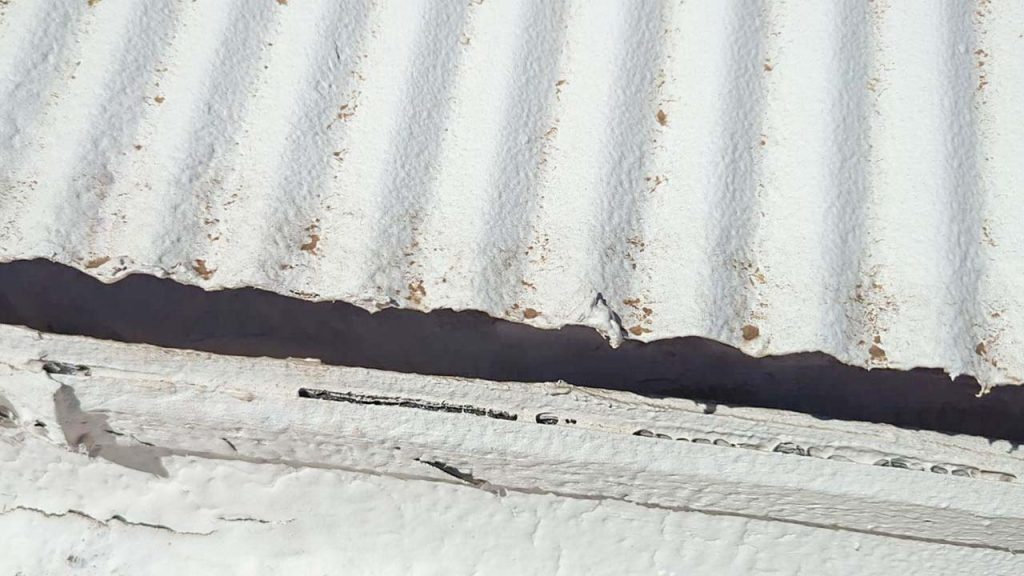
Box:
1 0 1022 387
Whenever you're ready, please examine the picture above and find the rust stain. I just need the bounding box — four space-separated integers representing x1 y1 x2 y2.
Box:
741 324 759 341
629 325 645 336
523 308 540 319
84 256 110 269
976 342 988 356
301 234 320 254
656 109 668 127
407 281 426 305
193 259 215 280
869 344 887 361
153 95 165 104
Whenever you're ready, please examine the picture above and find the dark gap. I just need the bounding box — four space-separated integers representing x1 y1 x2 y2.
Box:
1 258 1022 444
297 388 518 421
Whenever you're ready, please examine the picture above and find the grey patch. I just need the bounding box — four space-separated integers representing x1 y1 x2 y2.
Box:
535 412 558 425
42 361 90 376
416 459 485 487
53 384 169 477
0 394 17 428
979 470 1017 482
773 442 806 456
298 388 517 421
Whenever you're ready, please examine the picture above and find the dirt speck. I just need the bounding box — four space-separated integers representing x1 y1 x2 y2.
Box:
84 256 110 269
276 0 287 4
869 344 887 361
628 325 645 336
656 109 668 127
523 308 540 319
976 342 987 356
193 259 215 280
153 95 165 104
88 0 101 6
741 324 759 341
763 61 774 72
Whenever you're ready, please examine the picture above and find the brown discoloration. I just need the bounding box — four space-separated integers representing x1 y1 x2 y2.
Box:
873 334 882 344
87 0 101 6
193 259 215 280
276 0 287 5
869 344 887 361
153 95 165 104
623 298 641 309
629 325 645 336
407 281 426 305
763 61 773 72
976 342 988 356
656 109 668 127
523 308 540 319
301 234 320 254
84 256 110 269
741 324 759 341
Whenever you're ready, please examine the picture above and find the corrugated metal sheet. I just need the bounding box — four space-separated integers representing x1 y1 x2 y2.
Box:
0 0 1022 387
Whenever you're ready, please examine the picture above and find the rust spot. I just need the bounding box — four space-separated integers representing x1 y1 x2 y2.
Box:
153 95 165 104
193 259 215 280
656 109 668 127
407 281 426 305
641 307 653 316
741 324 759 341
84 256 110 269
300 234 320 255
869 344 887 361
523 308 540 319
276 0 287 4
628 325 645 336
976 342 988 356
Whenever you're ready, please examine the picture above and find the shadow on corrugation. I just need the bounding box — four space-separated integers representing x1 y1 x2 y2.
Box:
1 258 1020 444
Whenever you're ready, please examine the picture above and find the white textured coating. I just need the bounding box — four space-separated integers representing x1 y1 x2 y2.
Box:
1 0 1023 388
3 325 1024 573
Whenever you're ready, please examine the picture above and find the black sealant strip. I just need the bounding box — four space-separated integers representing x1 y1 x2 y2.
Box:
297 387 518 421
4 259 1024 444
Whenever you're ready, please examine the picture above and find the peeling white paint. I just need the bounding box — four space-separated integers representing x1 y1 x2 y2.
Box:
2 326 1024 572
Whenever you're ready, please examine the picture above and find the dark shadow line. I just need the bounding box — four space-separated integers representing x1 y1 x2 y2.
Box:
1 258 1021 444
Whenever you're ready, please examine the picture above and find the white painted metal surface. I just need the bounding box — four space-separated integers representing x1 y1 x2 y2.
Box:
2 325 1024 573
1 0 1022 389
